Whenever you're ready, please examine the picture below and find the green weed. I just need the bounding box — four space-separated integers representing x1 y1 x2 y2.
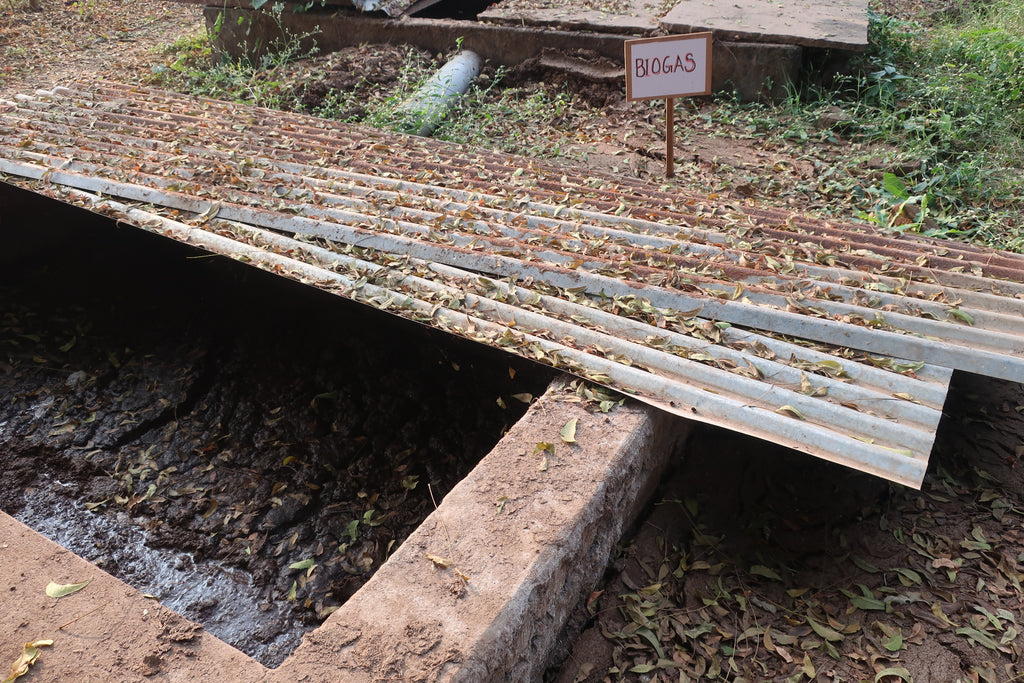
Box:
153 9 318 112
293 47 438 126
354 49 438 129
726 3 1024 251
434 73 580 158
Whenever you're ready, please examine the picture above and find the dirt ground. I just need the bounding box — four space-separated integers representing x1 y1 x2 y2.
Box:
4 1 1024 681
548 374 1024 682
0 0 203 97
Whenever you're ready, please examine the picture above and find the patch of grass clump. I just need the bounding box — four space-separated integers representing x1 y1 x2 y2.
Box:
780 2 1023 250
153 11 315 112
433 74 582 159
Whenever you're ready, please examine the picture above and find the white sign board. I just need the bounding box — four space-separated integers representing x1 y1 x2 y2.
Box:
624 33 713 101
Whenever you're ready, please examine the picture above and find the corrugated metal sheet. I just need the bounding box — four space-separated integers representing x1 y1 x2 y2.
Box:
2 81 1022 487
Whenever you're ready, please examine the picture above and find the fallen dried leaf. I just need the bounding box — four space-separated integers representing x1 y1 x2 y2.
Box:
875 622 903 652
426 554 453 568
956 626 1001 650
894 567 922 586
44 579 92 599
852 556 881 573
808 615 844 642
841 584 885 611
750 564 782 581
801 653 816 678
874 666 912 682
559 417 578 443
3 640 53 683
931 602 958 628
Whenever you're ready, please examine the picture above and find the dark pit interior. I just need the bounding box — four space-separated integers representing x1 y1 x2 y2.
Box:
410 0 496 20
0 182 555 666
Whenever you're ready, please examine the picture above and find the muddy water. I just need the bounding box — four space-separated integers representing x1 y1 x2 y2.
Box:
16 487 303 664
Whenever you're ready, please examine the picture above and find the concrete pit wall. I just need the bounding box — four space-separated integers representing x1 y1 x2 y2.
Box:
1 374 690 680
206 7 802 101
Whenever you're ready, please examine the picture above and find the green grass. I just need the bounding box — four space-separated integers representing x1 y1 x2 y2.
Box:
433 76 580 158
153 12 316 112
775 2 1023 250
853 2 1023 247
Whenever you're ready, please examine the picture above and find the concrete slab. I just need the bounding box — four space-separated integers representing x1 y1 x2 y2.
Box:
713 41 803 100
211 9 639 71
0 515 268 682
180 0 869 98
479 2 660 35
275 381 687 681
0 379 688 680
661 0 869 50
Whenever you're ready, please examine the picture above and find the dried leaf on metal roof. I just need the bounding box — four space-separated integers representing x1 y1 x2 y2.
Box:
947 306 975 325
776 405 806 420
13 83 1024 489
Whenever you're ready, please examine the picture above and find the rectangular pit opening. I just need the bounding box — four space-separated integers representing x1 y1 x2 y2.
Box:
0 185 555 667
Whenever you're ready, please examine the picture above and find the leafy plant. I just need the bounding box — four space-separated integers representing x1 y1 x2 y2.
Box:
755 2 1024 251
154 8 319 112
861 63 909 109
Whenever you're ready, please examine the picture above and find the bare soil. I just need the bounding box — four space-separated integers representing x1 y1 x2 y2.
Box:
4 1 1024 682
296 43 431 117
0 0 202 97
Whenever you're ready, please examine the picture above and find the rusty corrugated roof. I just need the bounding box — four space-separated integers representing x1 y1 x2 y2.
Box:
2 81 1023 486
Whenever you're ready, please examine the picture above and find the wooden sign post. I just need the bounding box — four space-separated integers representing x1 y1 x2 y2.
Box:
624 33 712 178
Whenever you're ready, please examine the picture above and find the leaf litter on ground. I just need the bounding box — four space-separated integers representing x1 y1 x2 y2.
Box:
578 375 1024 681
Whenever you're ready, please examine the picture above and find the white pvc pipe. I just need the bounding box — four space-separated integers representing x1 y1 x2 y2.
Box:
396 49 482 136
